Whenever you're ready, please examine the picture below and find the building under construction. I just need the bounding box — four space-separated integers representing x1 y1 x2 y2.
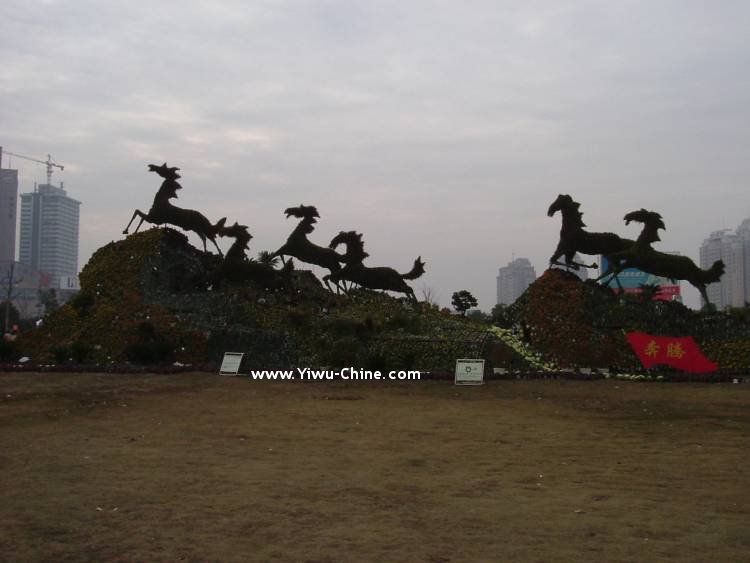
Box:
0 147 80 314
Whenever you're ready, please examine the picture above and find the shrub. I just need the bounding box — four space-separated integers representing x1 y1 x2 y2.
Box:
69 341 94 364
124 322 173 365
69 291 95 317
50 345 70 364
364 349 389 372
327 336 361 367
0 339 18 362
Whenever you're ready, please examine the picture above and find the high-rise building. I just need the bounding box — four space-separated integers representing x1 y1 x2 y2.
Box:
19 183 81 288
496 257 537 305
0 167 18 262
699 221 750 309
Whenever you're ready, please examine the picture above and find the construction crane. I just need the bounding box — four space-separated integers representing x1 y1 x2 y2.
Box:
0 146 64 186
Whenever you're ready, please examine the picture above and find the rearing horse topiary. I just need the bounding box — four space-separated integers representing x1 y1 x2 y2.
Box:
548 194 634 271
123 163 226 255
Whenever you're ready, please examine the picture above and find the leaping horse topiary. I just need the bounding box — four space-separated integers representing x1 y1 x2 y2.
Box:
271 205 344 291
213 221 292 288
327 230 425 302
123 163 226 255
597 209 725 305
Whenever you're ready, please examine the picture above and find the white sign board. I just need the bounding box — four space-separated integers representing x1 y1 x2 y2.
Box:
219 352 244 376
455 359 485 385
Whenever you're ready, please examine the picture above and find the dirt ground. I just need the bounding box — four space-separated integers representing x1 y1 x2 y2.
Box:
1 372 748 562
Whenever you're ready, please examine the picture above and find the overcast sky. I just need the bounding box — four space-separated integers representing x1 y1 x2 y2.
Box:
2 0 749 310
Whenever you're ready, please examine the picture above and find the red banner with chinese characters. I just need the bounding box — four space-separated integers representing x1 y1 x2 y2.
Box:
625 332 717 373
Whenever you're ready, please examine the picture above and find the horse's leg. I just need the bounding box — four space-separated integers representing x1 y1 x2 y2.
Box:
210 237 223 257
197 235 208 254
133 214 147 234
595 261 624 284
563 252 579 271
549 248 566 268
124 210 145 234
697 284 711 307
406 288 417 304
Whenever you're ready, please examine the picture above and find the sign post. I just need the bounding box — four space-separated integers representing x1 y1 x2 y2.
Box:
219 352 244 376
455 359 485 385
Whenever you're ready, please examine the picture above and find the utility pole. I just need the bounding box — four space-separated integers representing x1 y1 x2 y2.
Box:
3 262 22 333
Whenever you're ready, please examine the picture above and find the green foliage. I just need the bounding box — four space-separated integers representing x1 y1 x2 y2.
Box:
48 341 94 364
287 307 313 328
638 283 661 301
702 302 717 313
452 290 478 316
0 339 18 362
69 291 95 317
257 251 280 268
124 322 173 365
1 300 20 329
16 228 507 371
70 341 94 364
467 309 490 323
323 317 375 341
491 303 513 327
39 289 59 314
384 312 421 332
50 345 70 364
727 305 750 323
326 336 362 367
364 349 389 372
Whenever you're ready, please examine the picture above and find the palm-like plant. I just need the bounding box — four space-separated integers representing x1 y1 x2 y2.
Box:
257 250 279 268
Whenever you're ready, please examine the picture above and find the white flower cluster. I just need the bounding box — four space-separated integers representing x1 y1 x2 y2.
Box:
488 326 557 372
605 373 665 382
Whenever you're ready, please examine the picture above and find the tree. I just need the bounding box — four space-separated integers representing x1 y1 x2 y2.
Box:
491 303 512 327
638 283 661 302
39 288 59 314
0 301 20 331
3 262 23 333
452 290 478 316
467 309 490 323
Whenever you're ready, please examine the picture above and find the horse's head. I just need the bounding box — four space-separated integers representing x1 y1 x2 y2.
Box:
624 209 665 243
219 221 252 242
284 204 320 221
547 194 577 217
148 162 181 180
329 230 357 250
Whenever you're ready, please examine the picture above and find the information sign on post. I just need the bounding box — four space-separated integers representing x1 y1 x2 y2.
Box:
455 359 485 385
219 352 244 376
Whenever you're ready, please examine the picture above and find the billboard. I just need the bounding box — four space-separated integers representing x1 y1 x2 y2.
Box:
600 256 681 301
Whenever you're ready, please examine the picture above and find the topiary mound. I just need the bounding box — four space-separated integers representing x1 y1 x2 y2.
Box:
17 228 511 371
503 268 750 372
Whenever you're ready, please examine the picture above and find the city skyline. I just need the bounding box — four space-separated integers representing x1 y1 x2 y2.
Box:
3 1 749 310
700 219 750 309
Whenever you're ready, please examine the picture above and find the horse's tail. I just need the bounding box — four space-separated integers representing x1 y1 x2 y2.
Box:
698 260 725 284
401 256 426 280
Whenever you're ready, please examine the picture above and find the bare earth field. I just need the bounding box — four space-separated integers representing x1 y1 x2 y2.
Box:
1 373 748 562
